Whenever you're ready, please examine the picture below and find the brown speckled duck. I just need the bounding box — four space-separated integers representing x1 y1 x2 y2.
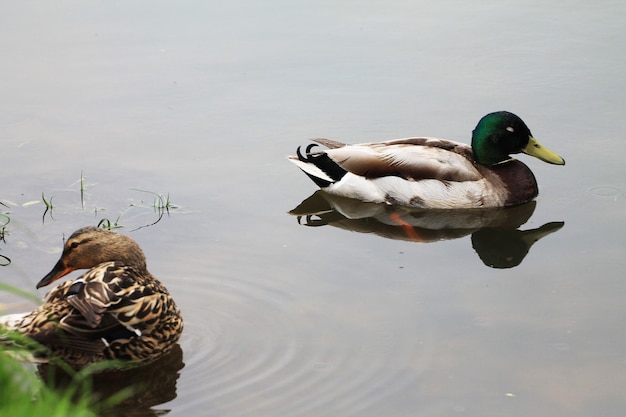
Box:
289 111 565 208
2 226 183 368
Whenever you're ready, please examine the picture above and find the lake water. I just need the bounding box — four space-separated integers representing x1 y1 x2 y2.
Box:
1 1 625 416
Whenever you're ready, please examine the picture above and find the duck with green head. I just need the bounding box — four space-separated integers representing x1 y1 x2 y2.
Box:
289 111 565 209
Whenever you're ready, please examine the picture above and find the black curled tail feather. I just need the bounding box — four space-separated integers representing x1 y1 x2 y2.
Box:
296 144 319 162
295 144 347 188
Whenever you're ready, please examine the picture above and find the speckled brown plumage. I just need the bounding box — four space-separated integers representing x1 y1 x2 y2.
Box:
8 227 183 368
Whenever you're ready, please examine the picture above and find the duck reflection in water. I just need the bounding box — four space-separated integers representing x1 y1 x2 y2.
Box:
290 191 564 269
37 343 184 417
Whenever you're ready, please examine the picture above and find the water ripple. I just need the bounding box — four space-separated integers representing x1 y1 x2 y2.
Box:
587 185 623 199
170 259 433 416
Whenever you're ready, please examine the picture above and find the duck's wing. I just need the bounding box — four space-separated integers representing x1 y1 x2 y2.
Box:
311 138 347 149
312 138 482 183
39 262 162 344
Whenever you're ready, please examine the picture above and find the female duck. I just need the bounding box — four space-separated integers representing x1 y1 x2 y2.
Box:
2 226 183 368
289 111 565 209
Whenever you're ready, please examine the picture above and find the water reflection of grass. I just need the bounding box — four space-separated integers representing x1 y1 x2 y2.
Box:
0 208 9 266
41 192 55 222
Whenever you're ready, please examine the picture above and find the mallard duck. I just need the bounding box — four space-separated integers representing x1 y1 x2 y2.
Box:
1 226 183 368
289 111 565 209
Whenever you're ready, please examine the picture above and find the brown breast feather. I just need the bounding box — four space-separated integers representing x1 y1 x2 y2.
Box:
482 160 538 206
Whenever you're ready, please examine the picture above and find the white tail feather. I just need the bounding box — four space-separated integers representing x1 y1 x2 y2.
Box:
288 156 335 183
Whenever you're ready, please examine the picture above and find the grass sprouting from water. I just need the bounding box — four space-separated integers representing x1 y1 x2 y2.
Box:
41 193 53 210
75 171 96 210
97 217 122 230
80 170 85 209
129 189 179 230
132 189 178 212
14 173 181 231
0 213 9 242
41 192 55 223
0 212 10 265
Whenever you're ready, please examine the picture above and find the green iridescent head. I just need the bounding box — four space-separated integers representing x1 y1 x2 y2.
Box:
471 111 565 166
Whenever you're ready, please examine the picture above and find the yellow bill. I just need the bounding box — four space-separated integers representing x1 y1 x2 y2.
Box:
523 137 565 165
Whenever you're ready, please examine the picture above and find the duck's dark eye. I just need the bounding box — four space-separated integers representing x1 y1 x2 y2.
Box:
70 242 79 249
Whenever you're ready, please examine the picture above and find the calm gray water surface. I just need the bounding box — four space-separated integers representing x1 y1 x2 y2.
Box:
2 1 625 416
